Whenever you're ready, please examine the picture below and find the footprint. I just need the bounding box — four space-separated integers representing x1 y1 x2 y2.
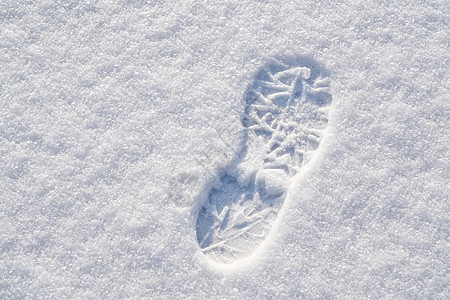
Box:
196 56 332 263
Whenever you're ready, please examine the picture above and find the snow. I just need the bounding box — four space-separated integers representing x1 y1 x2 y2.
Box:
1 0 448 298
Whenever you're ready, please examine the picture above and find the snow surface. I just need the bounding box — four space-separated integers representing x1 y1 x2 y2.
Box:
1 0 448 299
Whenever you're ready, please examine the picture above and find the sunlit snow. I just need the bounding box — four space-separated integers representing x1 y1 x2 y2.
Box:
1 1 448 298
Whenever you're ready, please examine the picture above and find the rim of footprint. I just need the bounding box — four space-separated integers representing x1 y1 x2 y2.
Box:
196 56 332 264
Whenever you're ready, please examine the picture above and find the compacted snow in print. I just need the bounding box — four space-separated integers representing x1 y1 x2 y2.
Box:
1 1 448 299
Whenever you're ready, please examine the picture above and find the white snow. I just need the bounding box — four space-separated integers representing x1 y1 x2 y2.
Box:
1 0 448 298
